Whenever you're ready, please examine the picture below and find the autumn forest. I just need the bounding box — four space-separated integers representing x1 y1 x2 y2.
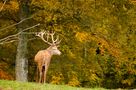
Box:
0 0 136 89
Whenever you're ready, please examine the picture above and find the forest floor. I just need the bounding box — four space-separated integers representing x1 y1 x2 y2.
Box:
0 80 105 90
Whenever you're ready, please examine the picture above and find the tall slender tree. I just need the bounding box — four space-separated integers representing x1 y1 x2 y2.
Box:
15 0 30 82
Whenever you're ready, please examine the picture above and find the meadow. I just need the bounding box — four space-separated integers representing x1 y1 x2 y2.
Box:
0 80 105 90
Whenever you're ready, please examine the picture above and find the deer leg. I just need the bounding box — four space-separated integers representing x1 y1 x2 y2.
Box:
39 71 42 83
43 63 50 83
42 65 45 83
38 65 42 83
43 65 47 83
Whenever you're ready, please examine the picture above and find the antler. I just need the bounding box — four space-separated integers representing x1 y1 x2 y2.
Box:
36 31 61 45
36 31 52 45
49 31 61 45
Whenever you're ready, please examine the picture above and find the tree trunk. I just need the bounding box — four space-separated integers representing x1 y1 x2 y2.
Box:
15 0 30 82
16 33 28 81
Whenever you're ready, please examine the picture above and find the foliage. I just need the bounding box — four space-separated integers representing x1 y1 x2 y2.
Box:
0 0 136 89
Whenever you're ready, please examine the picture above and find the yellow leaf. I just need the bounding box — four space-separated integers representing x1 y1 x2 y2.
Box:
75 32 89 42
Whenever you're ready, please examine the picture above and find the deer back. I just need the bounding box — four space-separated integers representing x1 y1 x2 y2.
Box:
34 50 51 63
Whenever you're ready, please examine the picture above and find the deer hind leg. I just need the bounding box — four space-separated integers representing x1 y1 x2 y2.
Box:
42 65 45 83
38 64 43 83
43 65 46 83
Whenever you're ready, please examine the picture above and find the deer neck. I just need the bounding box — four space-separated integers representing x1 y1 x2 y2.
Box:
46 47 53 56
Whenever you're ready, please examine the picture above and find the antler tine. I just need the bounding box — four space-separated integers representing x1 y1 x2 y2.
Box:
54 35 59 43
35 31 52 45
56 38 62 45
35 32 40 37
35 31 45 37
55 35 62 44
46 32 49 42
50 32 62 45
50 31 56 44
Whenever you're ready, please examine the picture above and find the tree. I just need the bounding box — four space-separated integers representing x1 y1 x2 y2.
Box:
0 0 39 82
0 0 136 88
15 0 30 82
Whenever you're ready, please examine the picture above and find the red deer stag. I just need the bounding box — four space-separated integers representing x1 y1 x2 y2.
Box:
34 31 61 83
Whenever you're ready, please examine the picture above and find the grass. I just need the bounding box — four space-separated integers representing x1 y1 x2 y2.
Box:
0 80 105 90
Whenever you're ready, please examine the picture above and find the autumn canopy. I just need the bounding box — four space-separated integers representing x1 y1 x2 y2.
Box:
0 0 136 89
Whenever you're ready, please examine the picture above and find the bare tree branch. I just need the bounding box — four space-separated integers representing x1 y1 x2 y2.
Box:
0 39 18 45
28 37 38 41
0 0 7 12
21 23 40 33
0 16 33 31
0 35 18 44
0 23 40 44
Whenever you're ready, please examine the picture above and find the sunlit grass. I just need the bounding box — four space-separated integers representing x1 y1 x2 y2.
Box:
0 80 105 90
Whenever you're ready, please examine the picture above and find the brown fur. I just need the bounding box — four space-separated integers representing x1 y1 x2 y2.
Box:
34 31 61 83
34 46 61 83
34 49 51 83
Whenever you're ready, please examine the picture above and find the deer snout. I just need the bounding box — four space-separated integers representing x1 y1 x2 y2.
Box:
53 49 61 55
58 51 61 55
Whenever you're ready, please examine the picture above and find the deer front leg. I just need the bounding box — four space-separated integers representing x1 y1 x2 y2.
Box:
39 71 42 83
43 62 50 83
43 66 46 83
43 65 48 83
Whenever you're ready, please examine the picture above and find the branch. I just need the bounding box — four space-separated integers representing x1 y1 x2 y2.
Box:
0 39 18 45
0 16 33 31
20 23 40 33
0 0 7 12
28 37 37 41
0 37 18 45
0 23 40 44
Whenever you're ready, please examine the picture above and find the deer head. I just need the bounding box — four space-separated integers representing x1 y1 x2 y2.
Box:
35 31 61 55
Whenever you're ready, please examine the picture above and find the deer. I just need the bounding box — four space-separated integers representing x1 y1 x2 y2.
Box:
34 31 61 83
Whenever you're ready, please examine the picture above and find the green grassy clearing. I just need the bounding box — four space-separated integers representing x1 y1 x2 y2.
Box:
0 80 105 90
